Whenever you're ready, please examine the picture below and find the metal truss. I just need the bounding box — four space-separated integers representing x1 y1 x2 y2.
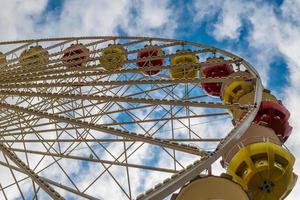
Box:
0 36 262 200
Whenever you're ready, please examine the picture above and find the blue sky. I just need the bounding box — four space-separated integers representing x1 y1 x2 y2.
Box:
0 0 299 199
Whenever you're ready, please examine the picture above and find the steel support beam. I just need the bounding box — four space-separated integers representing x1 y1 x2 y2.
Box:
0 102 205 156
0 142 65 200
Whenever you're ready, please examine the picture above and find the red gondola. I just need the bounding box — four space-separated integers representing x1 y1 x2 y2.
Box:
200 61 233 97
62 44 89 67
136 45 164 75
254 101 292 142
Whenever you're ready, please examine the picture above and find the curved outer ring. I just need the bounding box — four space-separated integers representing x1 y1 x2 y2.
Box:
0 36 263 200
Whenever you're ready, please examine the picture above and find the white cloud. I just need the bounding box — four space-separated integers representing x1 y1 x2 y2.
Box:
192 0 223 23
212 0 250 40
40 0 131 36
0 0 178 40
0 0 48 40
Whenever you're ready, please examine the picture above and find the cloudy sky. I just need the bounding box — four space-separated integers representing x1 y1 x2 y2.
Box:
0 0 299 199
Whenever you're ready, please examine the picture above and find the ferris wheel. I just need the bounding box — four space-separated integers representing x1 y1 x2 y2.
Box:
0 36 296 200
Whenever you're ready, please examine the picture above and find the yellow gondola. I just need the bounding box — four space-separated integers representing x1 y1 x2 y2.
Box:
171 175 250 200
19 45 49 68
227 142 296 200
99 44 127 71
220 70 251 98
170 50 199 79
223 80 253 104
